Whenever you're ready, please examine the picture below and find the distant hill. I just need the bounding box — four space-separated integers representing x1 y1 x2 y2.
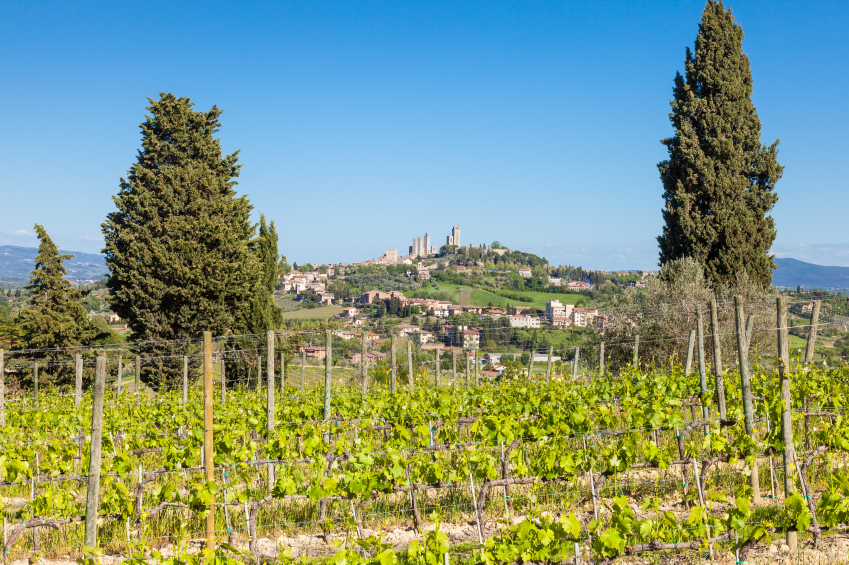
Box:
773 258 849 290
0 245 107 284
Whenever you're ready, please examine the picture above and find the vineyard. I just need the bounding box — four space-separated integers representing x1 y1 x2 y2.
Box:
2 298 849 564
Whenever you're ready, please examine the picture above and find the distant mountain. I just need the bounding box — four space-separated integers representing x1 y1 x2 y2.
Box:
0 245 107 283
773 258 849 290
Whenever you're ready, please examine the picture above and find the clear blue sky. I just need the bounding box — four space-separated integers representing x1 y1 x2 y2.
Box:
1 1 847 269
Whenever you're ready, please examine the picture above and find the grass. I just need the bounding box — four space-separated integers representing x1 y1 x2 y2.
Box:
430 283 585 310
281 305 343 319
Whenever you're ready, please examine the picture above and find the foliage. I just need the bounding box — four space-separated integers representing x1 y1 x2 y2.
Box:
102 93 257 386
657 1 782 288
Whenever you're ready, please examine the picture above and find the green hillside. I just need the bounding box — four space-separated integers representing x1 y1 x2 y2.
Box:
430 283 585 310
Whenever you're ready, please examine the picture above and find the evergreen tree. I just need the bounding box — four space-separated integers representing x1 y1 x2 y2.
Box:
103 94 257 384
238 214 283 333
16 225 97 385
657 1 782 288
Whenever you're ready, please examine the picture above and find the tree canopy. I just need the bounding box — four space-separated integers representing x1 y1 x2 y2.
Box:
657 1 782 288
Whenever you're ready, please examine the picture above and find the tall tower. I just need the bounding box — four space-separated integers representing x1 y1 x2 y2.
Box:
423 233 431 255
452 225 461 248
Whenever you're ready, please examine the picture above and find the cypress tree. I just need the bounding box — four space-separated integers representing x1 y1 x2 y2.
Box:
657 1 783 288
103 93 257 384
16 225 97 385
239 214 283 334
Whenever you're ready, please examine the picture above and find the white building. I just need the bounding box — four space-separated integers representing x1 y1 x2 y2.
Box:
545 300 574 322
508 315 541 328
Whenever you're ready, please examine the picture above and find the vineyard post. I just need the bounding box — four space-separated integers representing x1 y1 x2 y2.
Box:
84 356 106 548
182 355 188 407
33 363 39 409
221 356 227 403
0 349 4 425
266 330 275 493
390 335 397 394
777 296 797 550
633 335 639 366
804 301 821 364
572 347 580 379
734 296 760 503
474 351 479 386
203 331 215 550
696 305 709 428
301 350 305 391
256 354 262 394
117 354 122 395
435 349 440 387
361 331 368 397
685 330 695 375
599 343 605 376
465 352 470 388
324 330 332 421
134 356 140 406
527 351 534 380
710 299 726 419
280 351 286 399
545 346 553 386
407 340 414 393
452 350 457 388
75 353 82 407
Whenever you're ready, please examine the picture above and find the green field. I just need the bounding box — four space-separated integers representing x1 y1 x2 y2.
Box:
281 305 343 319
431 283 585 310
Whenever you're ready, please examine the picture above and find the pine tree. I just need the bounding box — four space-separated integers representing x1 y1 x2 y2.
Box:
657 1 782 288
16 225 97 385
103 94 257 384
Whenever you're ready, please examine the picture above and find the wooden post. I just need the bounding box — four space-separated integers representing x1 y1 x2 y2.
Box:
221 356 226 403
633 335 639 366
84 356 106 547
804 301 821 364
435 349 440 387
452 350 457 388
710 299 726 419
134 356 140 406
75 353 82 407
527 351 535 379
599 343 605 376
182 355 188 407
407 340 414 393
203 331 215 550
266 330 275 494
572 347 580 379
696 306 708 425
474 351 479 386
301 350 305 391
734 296 760 502
116 354 123 395
0 349 4 425
387 335 395 394
33 363 39 409
545 346 553 385
256 355 262 394
267 330 275 426
777 296 797 550
685 330 696 374
324 330 332 421
280 351 286 399
465 352 470 388
361 331 368 397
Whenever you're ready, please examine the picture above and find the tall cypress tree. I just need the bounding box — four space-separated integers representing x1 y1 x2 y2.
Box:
103 94 257 383
657 1 782 288
239 214 283 334
16 225 97 385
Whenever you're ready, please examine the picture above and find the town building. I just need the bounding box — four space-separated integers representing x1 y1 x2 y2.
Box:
518 268 532 278
545 300 574 322
508 315 541 328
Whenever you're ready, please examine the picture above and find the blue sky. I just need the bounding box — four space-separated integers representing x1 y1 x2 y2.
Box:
1 0 847 269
